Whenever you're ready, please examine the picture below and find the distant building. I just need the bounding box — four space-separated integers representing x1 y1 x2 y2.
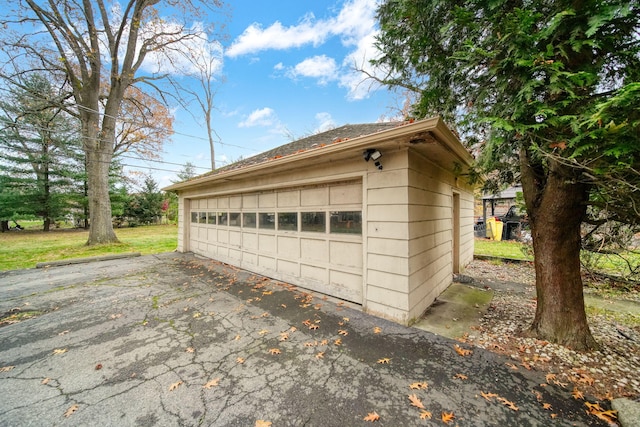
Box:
165 118 476 325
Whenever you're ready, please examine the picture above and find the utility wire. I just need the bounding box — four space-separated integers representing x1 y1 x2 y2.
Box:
0 120 246 171
0 85 260 154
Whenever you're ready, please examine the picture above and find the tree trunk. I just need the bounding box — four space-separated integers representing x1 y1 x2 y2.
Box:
206 108 215 170
521 150 598 351
85 146 118 244
42 160 50 232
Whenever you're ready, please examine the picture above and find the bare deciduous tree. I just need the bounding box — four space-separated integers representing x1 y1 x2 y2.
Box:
1 0 225 244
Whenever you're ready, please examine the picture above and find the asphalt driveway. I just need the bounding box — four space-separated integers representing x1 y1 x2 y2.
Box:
0 253 609 426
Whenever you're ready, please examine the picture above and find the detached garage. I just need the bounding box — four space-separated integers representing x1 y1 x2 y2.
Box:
165 117 475 325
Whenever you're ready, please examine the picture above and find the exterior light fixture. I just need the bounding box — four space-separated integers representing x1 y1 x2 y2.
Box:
363 149 383 170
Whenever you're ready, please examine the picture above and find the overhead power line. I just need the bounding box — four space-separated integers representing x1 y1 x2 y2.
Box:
0 85 260 156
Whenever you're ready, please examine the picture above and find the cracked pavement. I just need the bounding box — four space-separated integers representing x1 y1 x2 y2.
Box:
0 253 610 426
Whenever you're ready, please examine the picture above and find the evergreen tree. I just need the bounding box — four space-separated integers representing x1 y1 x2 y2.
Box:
373 0 639 350
0 74 84 231
125 175 164 225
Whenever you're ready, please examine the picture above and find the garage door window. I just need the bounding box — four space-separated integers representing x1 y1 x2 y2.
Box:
207 212 216 225
229 212 241 226
278 212 298 231
191 212 198 223
198 212 207 224
243 212 256 228
259 213 275 229
301 212 326 232
218 212 228 226
330 211 362 234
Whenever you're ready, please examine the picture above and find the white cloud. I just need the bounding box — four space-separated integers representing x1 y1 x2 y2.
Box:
339 31 385 100
238 107 277 128
226 0 386 99
289 55 338 85
226 13 326 58
273 62 285 71
314 112 336 133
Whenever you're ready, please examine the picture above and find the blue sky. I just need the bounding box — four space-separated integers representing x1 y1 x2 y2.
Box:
144 0 399 188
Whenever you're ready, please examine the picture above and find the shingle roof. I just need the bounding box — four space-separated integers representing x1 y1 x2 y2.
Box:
198 122 401 179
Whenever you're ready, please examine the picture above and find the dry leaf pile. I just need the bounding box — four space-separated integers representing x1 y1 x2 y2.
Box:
463 260 640 400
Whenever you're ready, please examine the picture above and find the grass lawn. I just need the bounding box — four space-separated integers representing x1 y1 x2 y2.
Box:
0 224 178 271
475 237 640 278
474 238 533 261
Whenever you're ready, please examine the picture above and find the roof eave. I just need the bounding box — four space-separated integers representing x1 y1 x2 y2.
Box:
164 117 473 192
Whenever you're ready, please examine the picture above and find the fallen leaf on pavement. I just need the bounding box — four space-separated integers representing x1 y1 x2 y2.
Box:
453 344 472 356
203 378 220 389
41 378 50 385
587 406 618 423
377 358 391 364
408 393 425 409
315 352 324 359
255 420 272 427
481 392 499 401
419 410 432 420
454 373 468 380
95 363 103 370
186 347 195 353
334 339 342 346
497 397 519 411
409 382 428 390
441 411 455 424
169 381 183 391
542 402 552 410
52 348 67 355
236 357 245 364
268 348 281 355
0 366 15 372
373 326 382 334
584 401 604 412
64 404 79 417
363 411 380 422
338 329 348 336
572 388 584 400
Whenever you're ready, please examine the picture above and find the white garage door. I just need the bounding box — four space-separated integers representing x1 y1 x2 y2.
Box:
188 180 364 304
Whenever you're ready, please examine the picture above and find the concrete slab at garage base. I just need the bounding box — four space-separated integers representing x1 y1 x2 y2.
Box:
413 283 493 339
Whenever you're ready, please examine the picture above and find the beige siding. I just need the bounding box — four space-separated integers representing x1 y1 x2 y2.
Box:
177 198 186 252
405 149 475 321
363 149 411 323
